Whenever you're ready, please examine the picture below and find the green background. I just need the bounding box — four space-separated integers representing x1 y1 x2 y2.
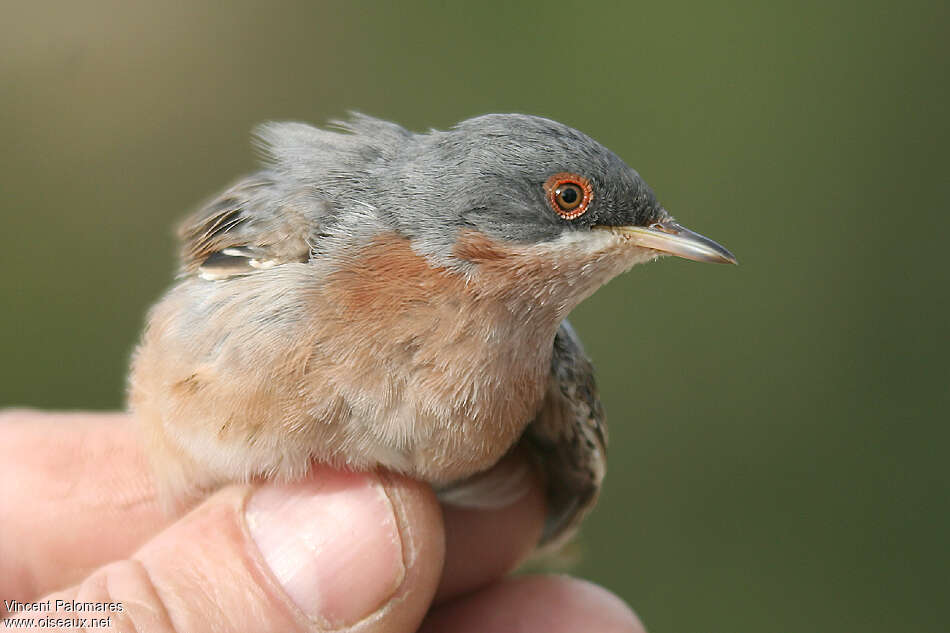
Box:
2 1 947 630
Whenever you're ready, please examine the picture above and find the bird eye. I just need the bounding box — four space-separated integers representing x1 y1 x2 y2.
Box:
544 173 593 220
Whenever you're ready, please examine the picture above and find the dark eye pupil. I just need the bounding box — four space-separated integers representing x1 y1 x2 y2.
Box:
559 186 579 204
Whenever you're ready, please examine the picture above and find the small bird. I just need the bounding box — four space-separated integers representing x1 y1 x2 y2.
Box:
129 113 735 547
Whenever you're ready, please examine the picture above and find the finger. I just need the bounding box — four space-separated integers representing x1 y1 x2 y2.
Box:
0 410 171 602
0 409 548 609
14 467 444 633
421 575 646 633
436 453 547 602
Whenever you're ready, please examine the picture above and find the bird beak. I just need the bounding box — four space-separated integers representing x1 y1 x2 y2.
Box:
599 220 738 264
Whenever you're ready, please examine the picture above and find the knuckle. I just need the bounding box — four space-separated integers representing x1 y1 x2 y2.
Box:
66 559 179 633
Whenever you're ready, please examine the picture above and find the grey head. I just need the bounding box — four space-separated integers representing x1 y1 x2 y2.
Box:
386 114 665 243
252 113 735 268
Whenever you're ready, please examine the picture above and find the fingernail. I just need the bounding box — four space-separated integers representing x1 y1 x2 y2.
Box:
246 470 405 628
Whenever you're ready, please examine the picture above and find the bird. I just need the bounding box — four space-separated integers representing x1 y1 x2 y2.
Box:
128 113 736 548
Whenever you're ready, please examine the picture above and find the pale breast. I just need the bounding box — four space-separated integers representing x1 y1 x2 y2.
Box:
297 233 559 483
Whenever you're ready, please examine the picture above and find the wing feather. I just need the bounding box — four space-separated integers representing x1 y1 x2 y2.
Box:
526 319 608 549
177 174 318 280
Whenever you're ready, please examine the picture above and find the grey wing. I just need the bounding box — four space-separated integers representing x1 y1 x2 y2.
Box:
525 319 608 549
177 173 322 280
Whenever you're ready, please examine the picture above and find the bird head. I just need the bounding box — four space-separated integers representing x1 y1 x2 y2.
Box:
391 113 737 270
254 113 735 316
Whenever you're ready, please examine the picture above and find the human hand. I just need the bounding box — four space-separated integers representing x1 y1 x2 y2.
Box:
0 411 644 632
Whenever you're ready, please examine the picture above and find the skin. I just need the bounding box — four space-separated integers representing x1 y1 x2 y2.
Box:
0 410 645 633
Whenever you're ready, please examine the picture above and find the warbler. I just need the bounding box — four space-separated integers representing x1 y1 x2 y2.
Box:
129 113 735 547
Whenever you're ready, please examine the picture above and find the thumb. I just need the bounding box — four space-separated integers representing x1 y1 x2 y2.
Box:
17 468 444 633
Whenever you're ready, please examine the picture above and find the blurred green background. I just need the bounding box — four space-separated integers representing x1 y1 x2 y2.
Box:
2 1 948 630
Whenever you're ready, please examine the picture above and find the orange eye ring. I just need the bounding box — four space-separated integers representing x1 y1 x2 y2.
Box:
544 172 593 220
